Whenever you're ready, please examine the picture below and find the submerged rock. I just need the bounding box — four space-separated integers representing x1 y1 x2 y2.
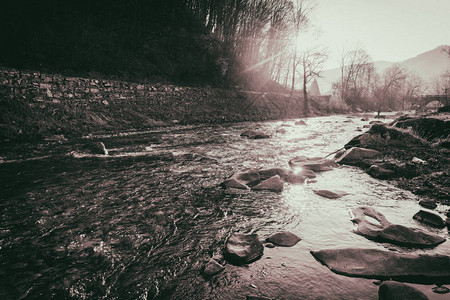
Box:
351 207 445 248
266 232 301 247
202 259 225 278
310 248 450 282
295 120 306 125
224 233 264 265
432 285 450 294
378 281 429 300
313 190 348 199
289 156 338 172
241 130 270 139
413 210 445 228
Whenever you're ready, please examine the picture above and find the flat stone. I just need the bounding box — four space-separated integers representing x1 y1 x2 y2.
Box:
413 210 445 228
266 232 301 247
285 173 306 184
378 281 429 300
252 175 283 192
314 190 348 199
289 156 337 172
224 233 264 265
351 207 445 248
221 178 250 190
310 248 450 283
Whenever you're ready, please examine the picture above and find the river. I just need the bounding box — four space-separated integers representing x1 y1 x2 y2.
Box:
1 115 449 299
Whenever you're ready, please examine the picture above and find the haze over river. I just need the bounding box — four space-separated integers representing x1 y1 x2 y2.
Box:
1 115 449 299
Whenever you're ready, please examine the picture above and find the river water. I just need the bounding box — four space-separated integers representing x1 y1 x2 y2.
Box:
1 115 449 300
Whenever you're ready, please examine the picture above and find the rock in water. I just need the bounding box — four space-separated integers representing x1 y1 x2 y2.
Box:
224 233 264 265
335 147 380 164
266 232 301 247
418 199 437 210
314 190 348 199
240 130 270 139
310 248 450 282
378 281 429 300
413 210 445 228
368 164 396 179
289 156 337 172
202 259 225 278
252 175 283 192
82 141 108 155
351 207 445 248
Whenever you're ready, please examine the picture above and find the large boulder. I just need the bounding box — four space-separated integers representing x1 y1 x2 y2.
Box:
335 147 381 165
224 233 264 265
351 207 445 248
413 210 445 228
266 232 301 247
310 248 450 283
252 175 284 192
378 281 429 300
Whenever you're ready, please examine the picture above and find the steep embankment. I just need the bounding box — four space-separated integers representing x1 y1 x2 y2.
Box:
340 113 450 204
0 68 333 141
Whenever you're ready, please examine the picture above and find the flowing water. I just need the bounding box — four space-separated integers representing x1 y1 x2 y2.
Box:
1 115 449 300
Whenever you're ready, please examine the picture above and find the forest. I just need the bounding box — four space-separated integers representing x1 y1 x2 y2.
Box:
0 1 314 88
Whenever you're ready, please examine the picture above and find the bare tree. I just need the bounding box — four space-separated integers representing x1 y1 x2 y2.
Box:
298 45 328 114
377 64 407 111
290 0 315 96
333 46 375 109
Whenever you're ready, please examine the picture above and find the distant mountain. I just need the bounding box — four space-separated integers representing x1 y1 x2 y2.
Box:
315 45 450 95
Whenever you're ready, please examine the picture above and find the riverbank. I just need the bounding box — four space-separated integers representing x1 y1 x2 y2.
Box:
0 67 340 142
339 111 450 206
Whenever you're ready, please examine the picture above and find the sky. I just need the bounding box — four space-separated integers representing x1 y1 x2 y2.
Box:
309 0 450 69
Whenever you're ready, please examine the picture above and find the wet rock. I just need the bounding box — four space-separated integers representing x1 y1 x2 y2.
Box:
221 169 260 189
82 141 108 155
295 120 306 125
241 130 270 139
446 218 450 229
264 242 276 248
224 233 264 265
259 168 290 181
246 296 273 300
335 147 380 164
313 190 348 199
368 164 396 179
361 117 369 121
310 248 450 282
276 128 286 134
289 156 338 172
413 210 445 228
221 178 250 190
252 175 283 192
290 168 316 179
351 207 445 248
285 173 306 184
202 259 225 278
432 285 450 294
412 157 427 164
378 281 429 300
266 232 301 247
419 199 437 210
